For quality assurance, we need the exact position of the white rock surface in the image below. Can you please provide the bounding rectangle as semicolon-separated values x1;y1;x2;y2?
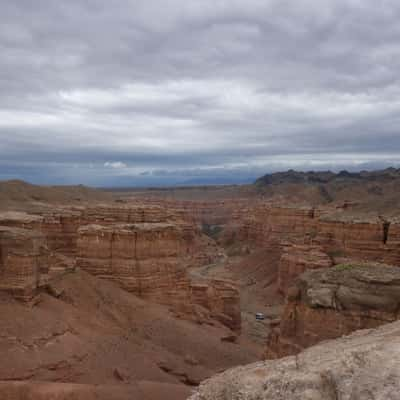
189;320;400;400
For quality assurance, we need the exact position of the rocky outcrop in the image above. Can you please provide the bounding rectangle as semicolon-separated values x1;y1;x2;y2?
316;216;386;261
241;205;317;248
4;203;399;272
235;205;400;265
81;204;186;224
190;319;400;400
0;204;220;268
0;204;234;327
277;244;333;295
77;223;241;331
0;210;81;257
266;263;400;358
190;279;241;332
385;221;400;265
77;223;192;306
0;226;49;301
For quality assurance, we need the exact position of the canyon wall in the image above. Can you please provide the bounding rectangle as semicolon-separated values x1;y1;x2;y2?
120;200;400;267
0;226;49;301
0;204;219;262
277;244;333;296
246;206;317;248
1;200;399;336
76;223;241;331
0;211;81;257
0;205;237;329
231;203;400;266
266;263;400;358
189;279;241;332
76;223;192;305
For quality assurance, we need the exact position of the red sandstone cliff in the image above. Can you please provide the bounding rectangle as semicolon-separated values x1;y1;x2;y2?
0;226;50;301
266;263;400;358
76;223;241;331
277;244;333;295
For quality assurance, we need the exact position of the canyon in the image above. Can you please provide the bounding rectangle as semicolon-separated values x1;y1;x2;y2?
1;170;400;399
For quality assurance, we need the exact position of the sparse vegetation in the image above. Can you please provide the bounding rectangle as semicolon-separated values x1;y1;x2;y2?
327;250;346;259
334;263;358;271
201;223;223;239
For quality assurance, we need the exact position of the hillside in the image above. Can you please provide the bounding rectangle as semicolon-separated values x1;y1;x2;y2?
254;168;400;214
0;270;260;400
0;180;112;209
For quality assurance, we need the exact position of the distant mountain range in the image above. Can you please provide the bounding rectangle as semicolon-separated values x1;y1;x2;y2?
255;168;400;186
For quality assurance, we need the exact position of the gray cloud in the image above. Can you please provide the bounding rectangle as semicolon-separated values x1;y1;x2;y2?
1;0;400;186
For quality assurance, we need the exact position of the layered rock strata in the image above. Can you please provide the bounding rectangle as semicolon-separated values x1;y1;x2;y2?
77;223;241;331
266;263;400;358
77;223;191;306
237;204;400;265
243;205;317;248
0;226;49;301
190;279;241;332
277;244;333;295
0;210;81;257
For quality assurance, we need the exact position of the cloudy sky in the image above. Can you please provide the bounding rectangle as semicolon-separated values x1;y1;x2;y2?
1;0;400;186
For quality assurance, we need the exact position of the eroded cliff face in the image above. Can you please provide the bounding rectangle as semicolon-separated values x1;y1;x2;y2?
190;319;400;400
0;226;49;301
0;204;212;256
232;203;400;266
112;200;400;268
237;205;316;249
266;263;400;358
277;244;333;296
77;223;192;304
0;205;239;332
189;279;241;332
0;210;82;259
0;203;221;268
76;223;241;331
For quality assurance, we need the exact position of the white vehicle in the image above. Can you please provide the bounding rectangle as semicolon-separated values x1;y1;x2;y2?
255;312;265;320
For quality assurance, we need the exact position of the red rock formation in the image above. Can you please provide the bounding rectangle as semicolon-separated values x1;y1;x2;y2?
0;210;81;257
241;205;317;248
227;204;400;265
190;279;241;332
77;223;192;306
266;263;400;358
0;204;219;263
0;270;259;400
277;244;333;296
316;217;385;260
0;226;49;301
77;223;241;331
385;221;400;265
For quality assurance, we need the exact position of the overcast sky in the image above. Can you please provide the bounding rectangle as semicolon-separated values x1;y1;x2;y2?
1;0;400;186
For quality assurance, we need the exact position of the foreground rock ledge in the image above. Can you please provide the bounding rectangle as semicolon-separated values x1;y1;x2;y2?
267;263;400;358
190;320;400;400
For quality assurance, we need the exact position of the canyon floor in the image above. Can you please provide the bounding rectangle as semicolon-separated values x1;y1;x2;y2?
1;169;400;399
